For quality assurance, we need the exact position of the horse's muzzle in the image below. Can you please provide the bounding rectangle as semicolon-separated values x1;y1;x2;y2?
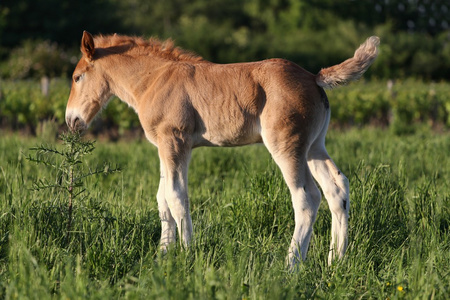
66;112;87;133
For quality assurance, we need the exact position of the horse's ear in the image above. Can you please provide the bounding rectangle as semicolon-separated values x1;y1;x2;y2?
81;31;95;60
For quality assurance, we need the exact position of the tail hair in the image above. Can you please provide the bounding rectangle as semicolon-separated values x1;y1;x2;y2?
316;36;380;89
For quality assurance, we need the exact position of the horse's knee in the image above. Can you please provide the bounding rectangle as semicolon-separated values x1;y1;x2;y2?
164;188;193;244
157;187;165;206
165;189;189;218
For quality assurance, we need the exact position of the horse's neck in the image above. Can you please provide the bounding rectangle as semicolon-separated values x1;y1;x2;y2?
105;55;171;111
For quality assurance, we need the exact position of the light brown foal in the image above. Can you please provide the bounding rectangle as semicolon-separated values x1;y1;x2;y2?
66;31;379;267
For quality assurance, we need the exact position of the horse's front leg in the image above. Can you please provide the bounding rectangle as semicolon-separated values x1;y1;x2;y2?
157;137;193;248
157;168;177;251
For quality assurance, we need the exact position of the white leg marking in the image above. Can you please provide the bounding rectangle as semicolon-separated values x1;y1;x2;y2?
265;148;321;268
156;168;176;250
164;175;193;247
285;168;322;268
308;147;349;265
158;148;193;248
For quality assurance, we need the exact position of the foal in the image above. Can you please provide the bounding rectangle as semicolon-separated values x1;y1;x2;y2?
66;31;379;266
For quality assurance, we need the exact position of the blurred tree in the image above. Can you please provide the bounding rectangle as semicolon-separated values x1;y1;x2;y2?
0;0;449;79
327;0;449;35
0;40;73;79
0;0;125;49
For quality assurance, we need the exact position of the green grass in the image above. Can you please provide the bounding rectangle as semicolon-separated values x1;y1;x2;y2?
1;127;449;299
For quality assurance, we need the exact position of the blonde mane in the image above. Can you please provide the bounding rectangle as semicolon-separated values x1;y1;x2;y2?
93;34;204;62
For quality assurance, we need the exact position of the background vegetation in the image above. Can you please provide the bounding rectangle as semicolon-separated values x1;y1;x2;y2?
1;0;450;80
1;79;449;137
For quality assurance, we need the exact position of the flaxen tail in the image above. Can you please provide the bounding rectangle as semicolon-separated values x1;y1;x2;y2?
316;36;380;89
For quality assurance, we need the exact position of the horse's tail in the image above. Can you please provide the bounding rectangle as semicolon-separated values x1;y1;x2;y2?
315;36;380;89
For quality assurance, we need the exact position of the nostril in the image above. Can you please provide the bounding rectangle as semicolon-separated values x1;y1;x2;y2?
66;115;80;132
66;111;86;132
70;117;81;132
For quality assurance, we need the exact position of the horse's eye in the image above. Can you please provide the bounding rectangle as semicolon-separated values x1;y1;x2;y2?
74;74;83;83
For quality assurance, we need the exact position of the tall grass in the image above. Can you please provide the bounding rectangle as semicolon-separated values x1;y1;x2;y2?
0;127;449;299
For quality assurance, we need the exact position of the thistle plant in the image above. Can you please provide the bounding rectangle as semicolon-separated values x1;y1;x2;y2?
27;131;121;242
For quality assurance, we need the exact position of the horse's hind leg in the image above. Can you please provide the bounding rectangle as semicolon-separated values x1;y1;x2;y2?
263;135;322;267
307;138;349;265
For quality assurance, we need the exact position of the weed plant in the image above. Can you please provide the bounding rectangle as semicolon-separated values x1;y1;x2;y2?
26;132;121;243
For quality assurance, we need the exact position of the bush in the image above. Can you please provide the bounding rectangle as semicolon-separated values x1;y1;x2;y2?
0;79;449;136
0;40;75;79
327;79;450;132
0;79;70;133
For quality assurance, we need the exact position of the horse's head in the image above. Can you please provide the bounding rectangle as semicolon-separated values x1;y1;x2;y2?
65;31;112;132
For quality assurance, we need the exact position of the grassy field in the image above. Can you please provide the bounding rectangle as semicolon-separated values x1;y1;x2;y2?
0;127;449;299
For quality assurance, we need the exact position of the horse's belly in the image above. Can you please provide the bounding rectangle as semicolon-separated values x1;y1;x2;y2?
198;131;262;147
193;116;262;147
